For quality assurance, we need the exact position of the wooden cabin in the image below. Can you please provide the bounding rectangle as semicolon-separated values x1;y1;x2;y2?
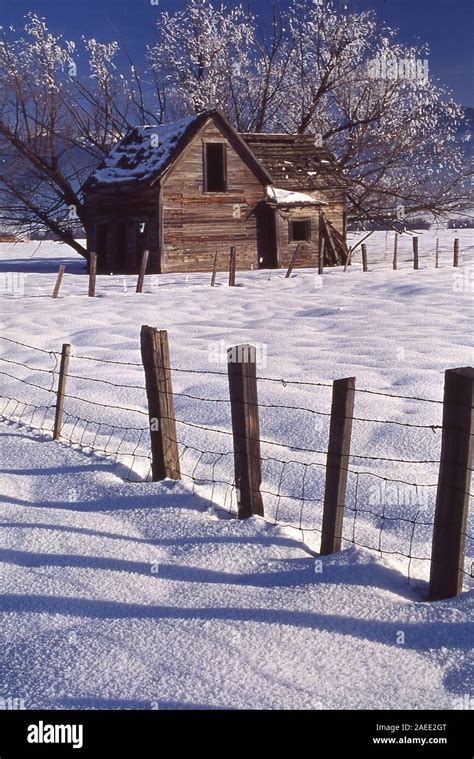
83;110;347;274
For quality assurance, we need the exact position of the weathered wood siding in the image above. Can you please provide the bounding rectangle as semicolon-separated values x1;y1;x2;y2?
161;121;266;273
85;188;159;273
274;190;346;269
84;116;347;274
275;208;321;269
310;189;346;237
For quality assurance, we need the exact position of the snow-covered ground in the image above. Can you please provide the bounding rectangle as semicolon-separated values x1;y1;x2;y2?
1;425;472;710
0;229;473;709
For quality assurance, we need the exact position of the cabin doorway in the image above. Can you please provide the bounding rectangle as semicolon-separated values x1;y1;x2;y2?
256;202;278;269
136;220;148;273
94;219;150;274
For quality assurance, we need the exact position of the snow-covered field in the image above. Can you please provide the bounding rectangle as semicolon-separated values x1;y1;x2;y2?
0;229;473;709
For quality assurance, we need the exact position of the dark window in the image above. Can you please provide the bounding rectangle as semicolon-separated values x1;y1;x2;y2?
204;143;227;192
289;219;311;242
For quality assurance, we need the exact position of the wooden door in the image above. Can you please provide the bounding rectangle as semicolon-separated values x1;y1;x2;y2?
256;202;278;269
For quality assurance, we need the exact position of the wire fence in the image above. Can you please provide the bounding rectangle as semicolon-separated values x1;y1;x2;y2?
347;234;470;273
1;235;472;302
0;333;472;593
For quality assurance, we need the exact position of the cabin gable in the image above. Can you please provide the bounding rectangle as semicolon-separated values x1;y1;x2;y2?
160;118;269;273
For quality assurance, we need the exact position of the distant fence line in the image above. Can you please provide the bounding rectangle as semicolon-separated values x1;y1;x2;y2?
0;332;472;602
1;236;470;299
347;235;466;271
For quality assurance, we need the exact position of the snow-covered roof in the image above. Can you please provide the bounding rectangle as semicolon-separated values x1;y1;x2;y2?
266;186;327;206
84;111;274;192
84;110;343;195
86;115;198;188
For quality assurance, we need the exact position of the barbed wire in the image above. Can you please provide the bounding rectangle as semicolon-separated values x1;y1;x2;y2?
157;389;444;430
71;352;459;406
0;369;56;394
0;335;60;356
173;415;442;465
0;356;58;374
0;336;472;588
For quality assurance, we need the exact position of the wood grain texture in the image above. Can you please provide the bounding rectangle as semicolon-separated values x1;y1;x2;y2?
84;114;348;274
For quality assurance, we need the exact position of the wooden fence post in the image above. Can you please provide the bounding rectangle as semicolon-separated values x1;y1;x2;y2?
285;243;302;278
88;252;97;297
53;343;71;440
435;238;440;268
136;249;149;293
361;244;368;272
429;367;474;601
392;235;398;270
413;237;419;270
320;376;356;555
227;344;264;519
210;252;218;287
52;265;65;298
140;326;181;481
453;238;460;268
318;237;325;276
343;241;352;272
229;246;237;287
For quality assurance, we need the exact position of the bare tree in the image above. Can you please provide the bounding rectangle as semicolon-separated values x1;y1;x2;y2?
0;14;152;254
0;5;471;256
149;0;472;226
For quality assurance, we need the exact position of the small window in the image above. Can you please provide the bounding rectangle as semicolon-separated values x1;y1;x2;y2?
289;219;311;242
204;142;227;192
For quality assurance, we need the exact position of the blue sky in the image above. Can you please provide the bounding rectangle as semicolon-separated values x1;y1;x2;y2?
2;0;473;105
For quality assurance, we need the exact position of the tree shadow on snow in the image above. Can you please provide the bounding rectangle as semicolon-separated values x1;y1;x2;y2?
0;257;85;274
